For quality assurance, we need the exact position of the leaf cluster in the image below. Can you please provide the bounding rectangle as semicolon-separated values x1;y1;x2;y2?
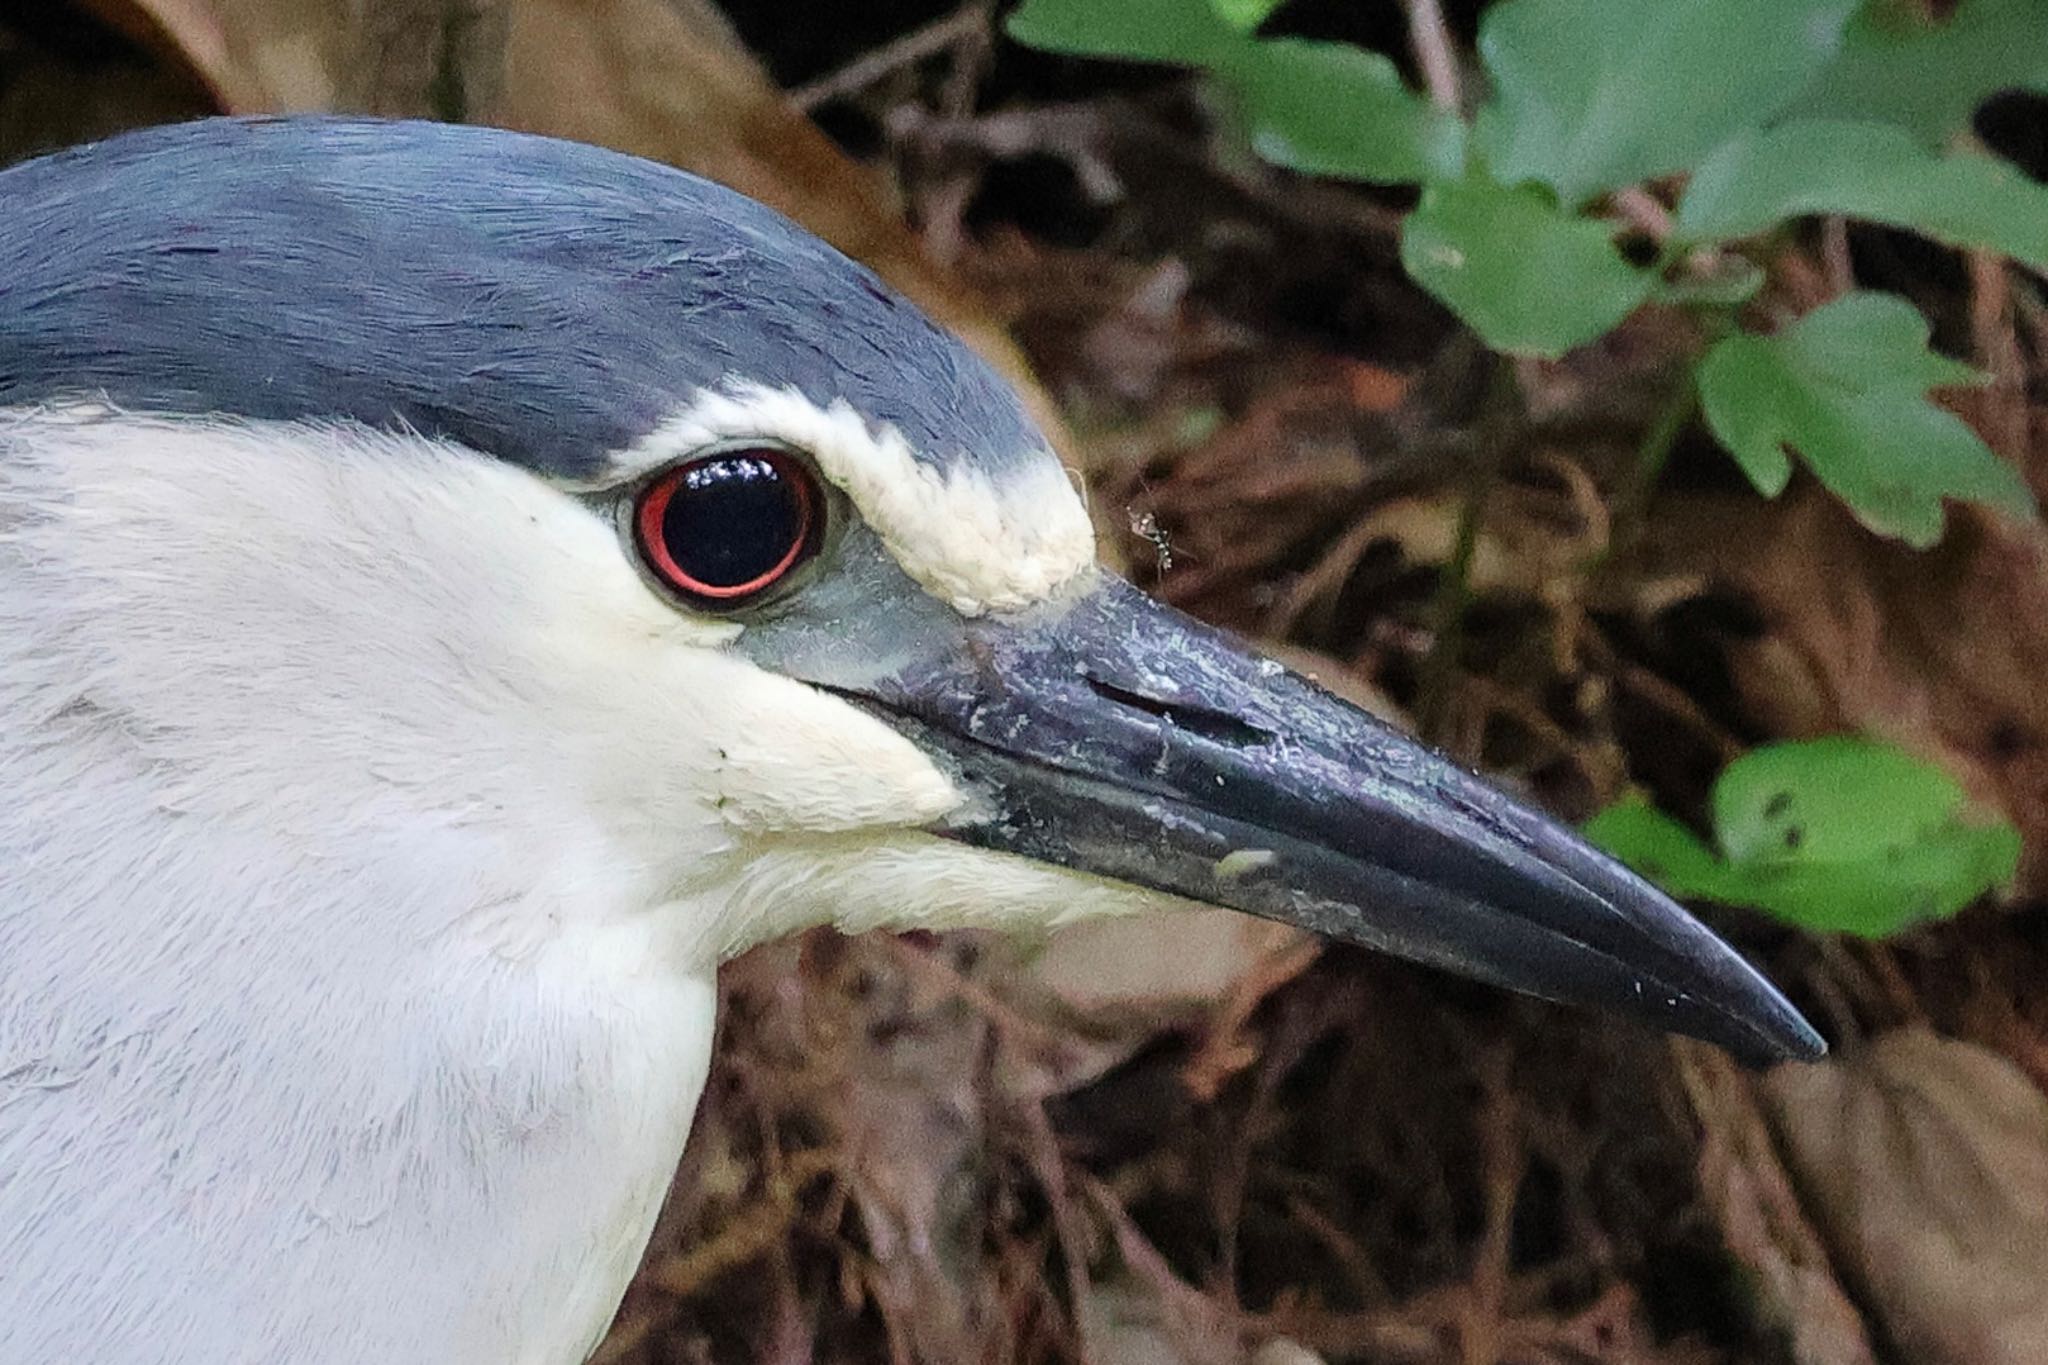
1008;0;2047;545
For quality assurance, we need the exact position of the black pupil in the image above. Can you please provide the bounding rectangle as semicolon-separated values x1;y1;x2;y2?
662;455;804;590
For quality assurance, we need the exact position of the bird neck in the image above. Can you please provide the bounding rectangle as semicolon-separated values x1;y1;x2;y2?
0;730;719;1362
0;413;727;1361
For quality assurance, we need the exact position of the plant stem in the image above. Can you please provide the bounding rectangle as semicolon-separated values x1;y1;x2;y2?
1417;360;1521;742
1604;363;1700;562
1404;0;1462;112
1601;300;1744;568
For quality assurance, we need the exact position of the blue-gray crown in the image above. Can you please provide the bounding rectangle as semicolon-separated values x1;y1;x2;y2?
0;116;1042;480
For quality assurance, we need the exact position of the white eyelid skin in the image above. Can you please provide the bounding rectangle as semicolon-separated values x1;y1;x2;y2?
611;383;1097;616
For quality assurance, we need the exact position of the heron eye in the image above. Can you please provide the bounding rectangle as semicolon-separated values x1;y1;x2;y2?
633;448;824;608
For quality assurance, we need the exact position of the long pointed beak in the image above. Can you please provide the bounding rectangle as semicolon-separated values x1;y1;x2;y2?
836;575;1822;1066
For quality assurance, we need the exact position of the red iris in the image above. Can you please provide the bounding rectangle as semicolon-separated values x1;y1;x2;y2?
633;448;822;608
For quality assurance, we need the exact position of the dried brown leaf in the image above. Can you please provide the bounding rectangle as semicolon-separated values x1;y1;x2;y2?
1767;1028;2048;1365
1027;909;1309;1018
1673;1041;1879;1365
89;0;509;114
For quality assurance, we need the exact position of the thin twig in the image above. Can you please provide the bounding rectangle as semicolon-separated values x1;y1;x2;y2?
937;1;995;117
1820;216;1855;297
875;934;1079;1061
789;4;991;111
1080;1176;1248;1363
1417;360;1522;741
1404;0;1463;112
1610;187;1673;242
636;1150;838;1300
1460;1048;1522;1364
1967;249;2030;466
1283;1195;1392;1305
1014;1100;1099;1365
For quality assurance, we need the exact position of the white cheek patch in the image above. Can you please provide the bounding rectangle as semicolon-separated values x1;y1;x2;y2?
0;405;973;896
704;669;963;835
614;383;1096;616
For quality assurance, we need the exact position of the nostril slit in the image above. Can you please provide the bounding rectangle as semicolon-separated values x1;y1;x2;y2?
1085;675;1272;749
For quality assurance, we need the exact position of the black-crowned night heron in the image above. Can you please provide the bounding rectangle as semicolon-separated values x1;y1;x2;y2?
0;116;1821;1364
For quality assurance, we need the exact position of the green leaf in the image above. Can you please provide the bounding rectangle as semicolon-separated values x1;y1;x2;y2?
1007;3;1456;185
1400;174;1653;357
1586;738;2021;937
1209;0;1285;32
1217;40;1464;183
1714;736;1969;865
1711;737;2021;935
1004;0;1239;65
1584;796;1741;901
1793;0;2048;145
1678;120;2048;272
1697;292;2034;545
1472;0;1857;204
1699;827;2016;936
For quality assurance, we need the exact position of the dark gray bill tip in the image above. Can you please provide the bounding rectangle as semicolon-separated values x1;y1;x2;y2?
1672;975;1827;1066
1435;790;1828;1067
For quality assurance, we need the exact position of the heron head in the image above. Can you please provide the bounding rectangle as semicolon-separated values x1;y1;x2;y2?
0;116;1821;1065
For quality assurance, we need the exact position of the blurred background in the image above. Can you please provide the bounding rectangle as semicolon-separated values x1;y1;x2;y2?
5;2;2047;1361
